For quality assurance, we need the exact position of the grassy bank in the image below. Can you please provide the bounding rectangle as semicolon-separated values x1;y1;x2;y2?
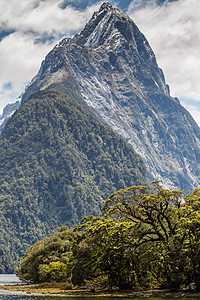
1;282;200;298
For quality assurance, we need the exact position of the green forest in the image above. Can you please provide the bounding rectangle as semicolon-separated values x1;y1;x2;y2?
17;182;200;291
0;90;145;273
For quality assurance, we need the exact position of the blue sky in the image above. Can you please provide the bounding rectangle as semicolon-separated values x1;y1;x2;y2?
0;0;200;125
56;0;178;11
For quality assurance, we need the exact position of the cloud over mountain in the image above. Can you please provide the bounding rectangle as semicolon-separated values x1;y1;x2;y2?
0;0;200;126
0;0;104;113
128;0;200;124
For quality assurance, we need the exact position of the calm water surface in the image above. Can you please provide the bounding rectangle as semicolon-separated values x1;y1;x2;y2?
0;275;197;300
0;275;22;285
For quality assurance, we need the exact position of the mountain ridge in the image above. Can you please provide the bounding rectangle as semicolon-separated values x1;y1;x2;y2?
14;2;200;193
2;2;200;192
0;1;200;272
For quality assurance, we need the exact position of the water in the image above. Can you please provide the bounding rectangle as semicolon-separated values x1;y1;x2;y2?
0;275;141;299
0;275;22;286
0;275;197;300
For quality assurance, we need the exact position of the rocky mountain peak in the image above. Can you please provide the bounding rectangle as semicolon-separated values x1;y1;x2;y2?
63;1;137;50
3;3;200;194
99;2;113;12
1;1;200;274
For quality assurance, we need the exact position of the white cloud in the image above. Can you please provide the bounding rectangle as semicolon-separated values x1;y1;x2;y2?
127;0;200;102
0;0;103;36
0;0;200;129
0;31;52;110
0;32;49;82
128;0;157;11
0;0;104;114
182;101;200;127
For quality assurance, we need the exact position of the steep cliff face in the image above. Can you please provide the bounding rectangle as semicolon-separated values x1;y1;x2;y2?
9;2;200;192
0;99;21;132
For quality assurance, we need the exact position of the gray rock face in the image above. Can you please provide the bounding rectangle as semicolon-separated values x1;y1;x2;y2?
9;2;200;193
0;99;21;132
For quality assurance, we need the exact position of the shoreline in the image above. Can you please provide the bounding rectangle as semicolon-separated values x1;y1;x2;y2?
1;284;200;298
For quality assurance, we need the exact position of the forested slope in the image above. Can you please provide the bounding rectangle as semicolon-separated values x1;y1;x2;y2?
0;90;145;272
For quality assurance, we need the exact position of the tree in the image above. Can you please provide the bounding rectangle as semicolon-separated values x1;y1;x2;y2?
17;227;78;283
181;188;200;288
17;183;200;290
73;216;138;289
103;182;189;288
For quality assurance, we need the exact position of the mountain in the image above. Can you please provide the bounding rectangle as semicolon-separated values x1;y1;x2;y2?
0;99;20;132
1;1;200;272
12;2;200;193
0;90;145;273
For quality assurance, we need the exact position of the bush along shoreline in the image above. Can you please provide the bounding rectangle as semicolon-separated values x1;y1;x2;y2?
16;182;200;292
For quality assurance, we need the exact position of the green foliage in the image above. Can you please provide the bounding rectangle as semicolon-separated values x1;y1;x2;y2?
101;183;200;289
73;217;138;289
16;227;78;283
0;90;145;272
18;183;200;290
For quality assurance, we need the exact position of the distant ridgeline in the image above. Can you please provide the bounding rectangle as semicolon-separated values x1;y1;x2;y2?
0;90;145;273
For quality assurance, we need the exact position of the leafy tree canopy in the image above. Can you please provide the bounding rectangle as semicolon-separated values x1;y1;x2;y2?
17;183;200;290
